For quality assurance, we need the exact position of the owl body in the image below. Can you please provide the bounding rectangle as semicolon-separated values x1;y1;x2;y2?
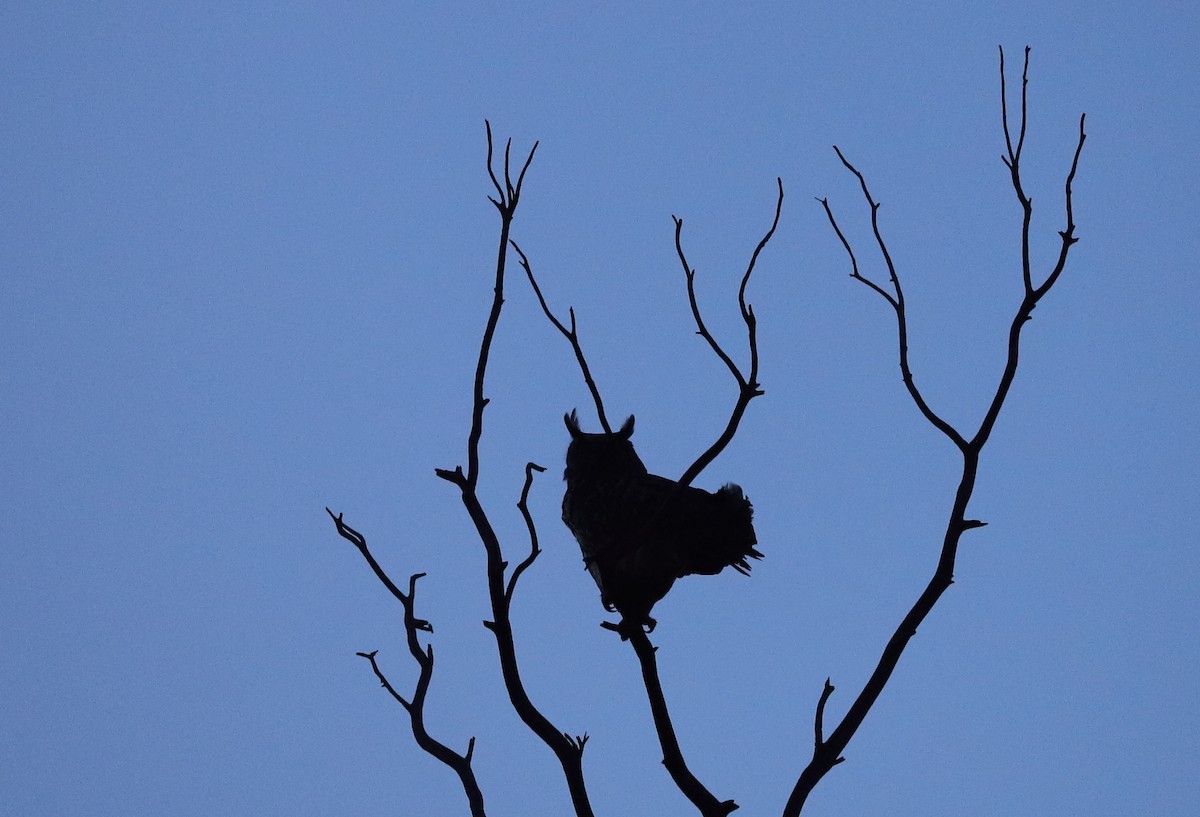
561;411;761;628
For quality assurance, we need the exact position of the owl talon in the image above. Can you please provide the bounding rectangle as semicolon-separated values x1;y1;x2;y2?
603;616;655;640
600;616;655;640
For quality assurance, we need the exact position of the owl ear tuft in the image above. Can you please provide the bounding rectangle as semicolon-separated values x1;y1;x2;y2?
618;415;635;439
564;409;582;438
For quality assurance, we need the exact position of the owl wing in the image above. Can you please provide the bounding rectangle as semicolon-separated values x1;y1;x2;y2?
633;474;761;579
562;476;633;564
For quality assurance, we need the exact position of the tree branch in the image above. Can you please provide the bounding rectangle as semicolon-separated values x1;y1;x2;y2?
1000;46;1035;296
627;628;739;817
513;240;612;433
787;47;1086;816
738;177;784;393
507;462;547;603
975;51;1086;451
820;154;968;451
811;678;839;758
439;123;596;817
325;510;486;817
454;121;540;492
1032;112;1086;302
674;178;782;489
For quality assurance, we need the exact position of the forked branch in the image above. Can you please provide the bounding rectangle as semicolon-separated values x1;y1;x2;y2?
787;46;1086;815
450;121;539;492
818;160;967;451
976;46;1086;451
325;510;486;817
674;178;783;489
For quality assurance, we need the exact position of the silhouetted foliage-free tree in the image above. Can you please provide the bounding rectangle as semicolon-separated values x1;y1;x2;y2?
326;46;1086;816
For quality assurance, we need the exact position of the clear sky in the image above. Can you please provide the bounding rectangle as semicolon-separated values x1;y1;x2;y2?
3;3;1197;816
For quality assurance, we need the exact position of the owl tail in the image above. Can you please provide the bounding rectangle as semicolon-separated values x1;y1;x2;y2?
684;483;762;577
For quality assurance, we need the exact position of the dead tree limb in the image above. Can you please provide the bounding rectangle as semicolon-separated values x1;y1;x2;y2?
786;46;1086;815
513;242;612;433
674;177;782;489
627;627;740;817
507;461;548;604
434;123;596;817
324;510;486;817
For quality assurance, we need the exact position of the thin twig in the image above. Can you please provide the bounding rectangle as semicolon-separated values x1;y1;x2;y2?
738;177;783;406
812;678;838;756
673;216;748;391
1000;45;1035;294
507;462;547;603
513;240;612;432
1017;46;1029;160
1033;112;1086;301
816;197;896;307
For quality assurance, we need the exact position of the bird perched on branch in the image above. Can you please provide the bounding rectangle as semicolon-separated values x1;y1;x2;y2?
561;410;761;631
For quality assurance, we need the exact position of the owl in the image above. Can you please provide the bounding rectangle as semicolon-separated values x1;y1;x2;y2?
561;410;761;630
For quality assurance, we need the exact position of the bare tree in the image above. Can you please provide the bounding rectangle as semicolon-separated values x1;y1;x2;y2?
325;46;1086;816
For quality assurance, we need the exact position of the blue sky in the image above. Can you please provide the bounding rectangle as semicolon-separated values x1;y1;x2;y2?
3;3;1197;816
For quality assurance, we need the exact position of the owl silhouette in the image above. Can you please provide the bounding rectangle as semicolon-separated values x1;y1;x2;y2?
561;410;761;630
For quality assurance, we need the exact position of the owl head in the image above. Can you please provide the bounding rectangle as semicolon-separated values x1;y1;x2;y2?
563;410;645;480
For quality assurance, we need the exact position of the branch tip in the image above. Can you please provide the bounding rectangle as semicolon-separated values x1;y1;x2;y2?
435;465;467;486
